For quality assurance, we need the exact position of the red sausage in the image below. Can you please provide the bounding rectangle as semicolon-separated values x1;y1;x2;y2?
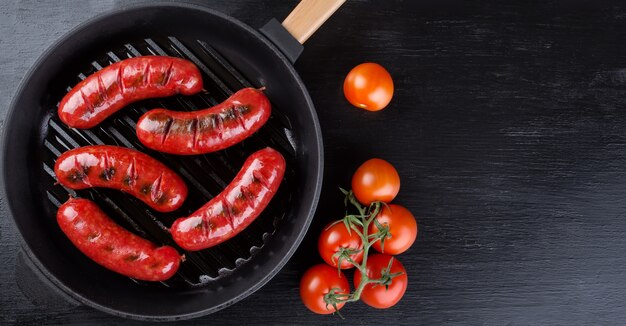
57;198;181;281
171;147;285;251
136;88;271;155
59;56;203;129
54;145;188;213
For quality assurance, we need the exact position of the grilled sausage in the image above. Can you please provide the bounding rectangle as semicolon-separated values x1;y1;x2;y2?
58;56;203;129
57;198;181;281
171;147;285;251
54;145;187;212
136;88;271;155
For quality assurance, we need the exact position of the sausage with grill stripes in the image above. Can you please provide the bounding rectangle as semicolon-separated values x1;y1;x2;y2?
58;56;203;129
57;198;181;281
136;87;271;155
171;147;285;251
54;145;188;212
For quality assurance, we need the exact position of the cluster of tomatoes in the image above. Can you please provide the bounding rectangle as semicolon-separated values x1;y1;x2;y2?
300;158;418;315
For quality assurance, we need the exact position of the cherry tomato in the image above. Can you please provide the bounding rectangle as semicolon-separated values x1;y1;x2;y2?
369;204;418;255
343;62;394;111
300;264;350;314
352;158;400;205
318;222;364;269
354;254;407;309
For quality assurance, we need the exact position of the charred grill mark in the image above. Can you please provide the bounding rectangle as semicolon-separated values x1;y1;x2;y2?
92;94;103;108
162;105;251;139
202;114;218;134
103;245;114;252
96;75;107;106
123;157;137;186
163;60;174;86
104;151;110;170
237;105;250;114
221;199;236;231
87;232;100;241
224;107;236;120
125;254;140;262
195;212;213;232
141;184;152;195
194;219;206;230
191;118;199;149
239;185;257;208
161;117;173;144
100;167;115;181
150;172;164;204
142;61;151;87
99;151;114;181
68;156;87;183
215;114;224;140
252;170;271;189
233;105;249;131
156;194;168;205
196;116;212;133
116;65;124;95
131;157;137;182
79;89;94;114
67;170;86;183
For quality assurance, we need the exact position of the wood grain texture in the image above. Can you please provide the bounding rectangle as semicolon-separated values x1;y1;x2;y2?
282;0;346;43
2;0;626;324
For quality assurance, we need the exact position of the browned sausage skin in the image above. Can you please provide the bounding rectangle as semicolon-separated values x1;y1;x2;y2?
136;88;271;155
58;56;203;129
54;145;188;212
171;147;285;250
57;198;181;281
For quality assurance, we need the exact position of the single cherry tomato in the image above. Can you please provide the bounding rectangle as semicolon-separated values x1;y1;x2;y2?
369;204;418;255
354;254;407;309
343;62;394;111
318;221;364;269
352;158;400;205
300;264;350;314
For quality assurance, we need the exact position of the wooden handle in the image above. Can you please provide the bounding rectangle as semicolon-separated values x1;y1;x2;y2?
282;0;346;44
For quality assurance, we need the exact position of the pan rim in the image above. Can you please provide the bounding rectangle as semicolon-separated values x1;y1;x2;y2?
1;1;324;321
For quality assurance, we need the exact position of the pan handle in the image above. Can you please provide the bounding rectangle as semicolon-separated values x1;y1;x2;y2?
259;0;346;63
282;0;346;44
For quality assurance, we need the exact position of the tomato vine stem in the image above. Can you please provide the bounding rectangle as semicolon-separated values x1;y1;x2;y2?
326;190;404;306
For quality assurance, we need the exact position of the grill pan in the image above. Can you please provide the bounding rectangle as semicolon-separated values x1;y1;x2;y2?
1;1;344;320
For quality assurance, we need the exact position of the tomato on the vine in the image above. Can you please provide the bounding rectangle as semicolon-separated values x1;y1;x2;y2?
300;264;350;314
369;204;417;255
352;158;400;205
318;221;364;269
343;62;394;111
353;254;407;309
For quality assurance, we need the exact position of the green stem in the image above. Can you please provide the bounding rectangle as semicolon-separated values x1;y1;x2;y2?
324;192;397;309
333;199;383;303
347;237;372;302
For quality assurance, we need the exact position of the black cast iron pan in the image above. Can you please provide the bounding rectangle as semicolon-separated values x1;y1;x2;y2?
1;0;345;321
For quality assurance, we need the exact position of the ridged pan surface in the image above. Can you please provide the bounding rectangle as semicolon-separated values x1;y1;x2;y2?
42;36;297;289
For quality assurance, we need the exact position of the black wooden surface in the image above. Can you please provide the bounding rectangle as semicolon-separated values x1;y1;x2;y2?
2;0;626;324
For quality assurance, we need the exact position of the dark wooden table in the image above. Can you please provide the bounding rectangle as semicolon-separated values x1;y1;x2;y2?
3;0;626;324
